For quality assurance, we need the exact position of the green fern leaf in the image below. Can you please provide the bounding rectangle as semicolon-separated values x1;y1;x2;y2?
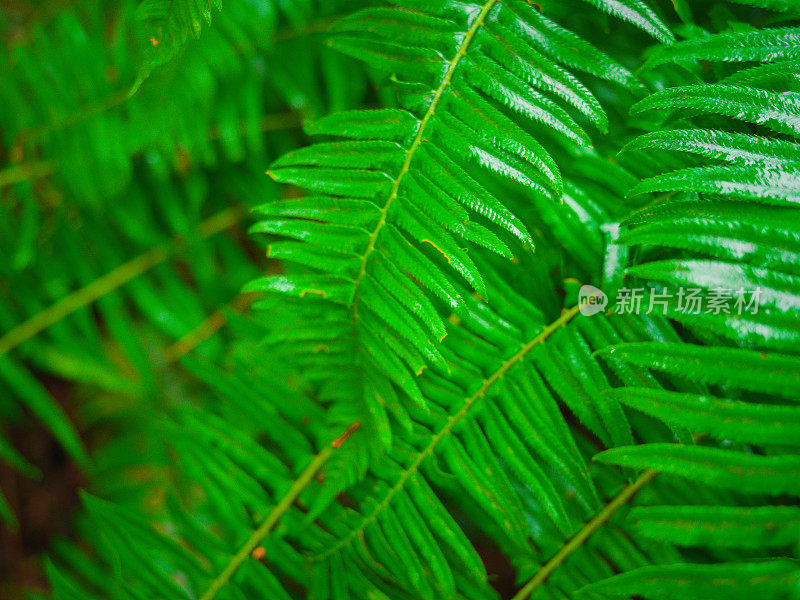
631;84;800;138
598;342;800;398
644;27;800;69
722;58;800;88
629;505;800;548
622;129;800;165
0;356;88;468
619;203;800;272
596;444;800;494
629;164;800;205
579;0;674;43
578;561;800;600
134;0;222;84
608;387;800;444
251;0;651;495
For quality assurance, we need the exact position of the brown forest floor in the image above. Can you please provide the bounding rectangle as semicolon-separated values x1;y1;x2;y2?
0;377;83;600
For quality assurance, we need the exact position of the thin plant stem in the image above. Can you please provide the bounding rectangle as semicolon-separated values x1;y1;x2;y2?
0;206;244;358
510;469;659;600
198;422;361;600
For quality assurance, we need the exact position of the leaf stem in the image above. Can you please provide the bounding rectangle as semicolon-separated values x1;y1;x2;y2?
0;161;53;189
349;0;500;303
316;303;584;560
198;422;360;600
163;291;260;363
510;469;658;600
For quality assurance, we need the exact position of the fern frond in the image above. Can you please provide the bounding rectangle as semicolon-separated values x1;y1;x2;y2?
42;354;343;600
598;444;800;495
620;22;800;355
296;281;704;599
133;0;222;86
579;561;800;600
251;0;661;496
0;0;344;204
609;387;800;444
644;27;800;68
628;505;800;548
619;200;800;276
576;0;673;43
631;84;800;138
622;129;800;165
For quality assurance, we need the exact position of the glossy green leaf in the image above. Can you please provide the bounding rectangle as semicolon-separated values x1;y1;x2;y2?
629;164;800;205
630;505;800;548
597;444;800;494
644;27;800;69
305;109;419;141
609;387;800;444
623;129;800;165
579;560;800;600
631;85;800;138
598;342;800;398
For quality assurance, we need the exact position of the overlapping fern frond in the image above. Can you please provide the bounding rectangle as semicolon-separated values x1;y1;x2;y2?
248;0;672;500
245;2;800;597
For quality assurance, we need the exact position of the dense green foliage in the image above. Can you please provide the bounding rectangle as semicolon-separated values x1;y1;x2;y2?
1;0;799;599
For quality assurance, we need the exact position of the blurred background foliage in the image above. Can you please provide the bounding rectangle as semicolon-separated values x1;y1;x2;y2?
0;0;369;594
